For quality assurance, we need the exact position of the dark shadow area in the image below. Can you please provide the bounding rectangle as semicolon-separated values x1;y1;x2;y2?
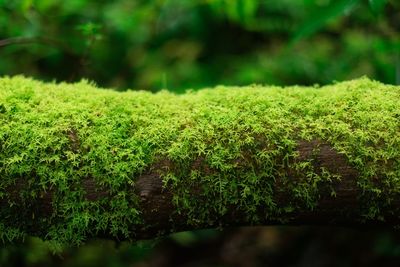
2;226;400;267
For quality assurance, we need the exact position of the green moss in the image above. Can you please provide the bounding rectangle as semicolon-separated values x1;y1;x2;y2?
0;76;399;245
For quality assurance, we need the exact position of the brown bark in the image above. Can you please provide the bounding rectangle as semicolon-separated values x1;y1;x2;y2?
2;139;397;242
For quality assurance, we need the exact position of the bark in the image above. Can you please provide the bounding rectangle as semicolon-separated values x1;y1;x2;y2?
0;76;399;244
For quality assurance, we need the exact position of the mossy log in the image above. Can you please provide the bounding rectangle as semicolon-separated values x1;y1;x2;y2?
0;76;399;245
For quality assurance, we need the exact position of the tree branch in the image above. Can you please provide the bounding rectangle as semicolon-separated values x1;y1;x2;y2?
0;76;399;245
0;36;76;55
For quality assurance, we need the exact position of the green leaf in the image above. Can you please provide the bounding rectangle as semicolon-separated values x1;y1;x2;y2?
292;0;361;42
368;0;388;15
21;0;33;13
76;22;102;36
209;0;259;24
234;0;258;24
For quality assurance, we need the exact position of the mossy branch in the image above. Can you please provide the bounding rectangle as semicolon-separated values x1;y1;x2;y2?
0;76;399;245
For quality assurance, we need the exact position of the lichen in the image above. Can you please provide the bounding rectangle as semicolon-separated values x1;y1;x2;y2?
0;76;399;245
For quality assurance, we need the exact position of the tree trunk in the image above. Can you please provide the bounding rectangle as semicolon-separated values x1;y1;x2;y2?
0;76;399;245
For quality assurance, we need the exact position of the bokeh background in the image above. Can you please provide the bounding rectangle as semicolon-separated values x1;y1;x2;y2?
1;0;400;266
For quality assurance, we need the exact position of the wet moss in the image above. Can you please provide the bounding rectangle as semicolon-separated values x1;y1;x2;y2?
0;76;399;245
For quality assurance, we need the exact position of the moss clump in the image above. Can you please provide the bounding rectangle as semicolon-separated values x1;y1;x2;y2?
0;76;399;245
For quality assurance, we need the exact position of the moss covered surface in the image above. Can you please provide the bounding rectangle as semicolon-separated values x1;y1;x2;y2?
0;76;399;245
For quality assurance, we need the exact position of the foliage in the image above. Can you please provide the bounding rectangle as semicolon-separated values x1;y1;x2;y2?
0;0;399;92
0;76;399;246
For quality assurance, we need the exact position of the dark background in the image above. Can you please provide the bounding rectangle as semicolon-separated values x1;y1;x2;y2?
1;0;400;266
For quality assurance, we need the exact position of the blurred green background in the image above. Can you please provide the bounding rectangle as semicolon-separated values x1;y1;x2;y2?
1;0;400;266
1;0;399;92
